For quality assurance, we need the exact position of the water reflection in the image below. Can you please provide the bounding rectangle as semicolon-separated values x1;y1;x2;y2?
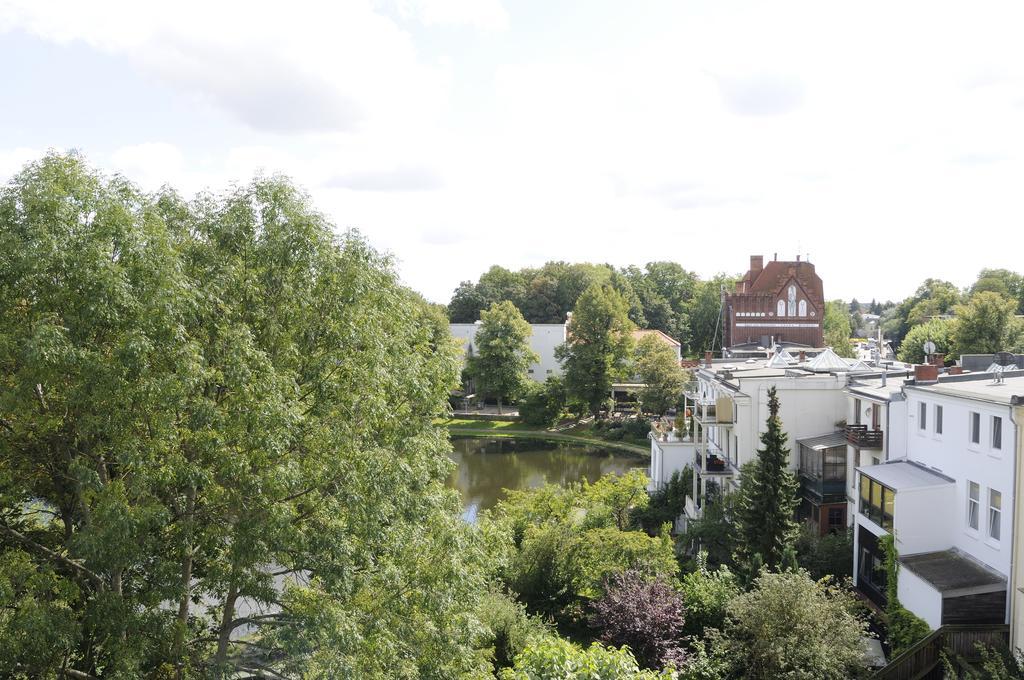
447;437;644;522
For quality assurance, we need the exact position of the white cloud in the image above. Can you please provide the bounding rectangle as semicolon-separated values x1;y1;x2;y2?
0;0;458;133
385;0;509;30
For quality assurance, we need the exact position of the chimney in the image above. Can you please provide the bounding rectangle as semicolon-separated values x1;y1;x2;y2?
749;255;764;276
948;366;964;375
704;351;713;368
773;252;778;261
796;254;801;262
914;364;939;383
798;350;806;362
881;371;887;387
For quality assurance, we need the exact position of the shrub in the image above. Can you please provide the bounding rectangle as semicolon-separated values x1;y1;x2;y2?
476;591;550;672
634;468;691;534
518;377;566;427
591;569;688;671
678;551;740;638
794;525;853;580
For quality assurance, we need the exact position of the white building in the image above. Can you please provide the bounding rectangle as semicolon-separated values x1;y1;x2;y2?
853;368;1024;630
674;349;861;527
449;321;566;383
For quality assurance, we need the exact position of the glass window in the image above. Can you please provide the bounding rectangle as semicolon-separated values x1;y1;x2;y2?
970;412;981;444
824;448;846;482
854;399;862;425
919;402;927;430
798;299;807;316
989;489;1002;541
777;299;786;316
968;481;980;530
993;416;1002;450
935;405;943;434
859;473;894;530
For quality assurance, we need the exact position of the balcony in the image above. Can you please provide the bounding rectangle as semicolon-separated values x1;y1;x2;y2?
846;424;883;448
696;452;733;475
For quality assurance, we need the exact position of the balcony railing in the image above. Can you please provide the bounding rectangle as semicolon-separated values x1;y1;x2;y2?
696;453;732;475
846;424;883;448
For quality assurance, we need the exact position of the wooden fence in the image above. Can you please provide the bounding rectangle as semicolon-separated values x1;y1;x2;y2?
872;624;1009;680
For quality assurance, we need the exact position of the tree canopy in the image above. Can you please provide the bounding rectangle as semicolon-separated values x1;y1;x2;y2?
0;153;488;678
557;284;635;417
823;299;855;358
634;334;686;415
468;300;538;413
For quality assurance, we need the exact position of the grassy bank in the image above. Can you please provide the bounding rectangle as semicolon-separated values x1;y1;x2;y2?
439;418;650;456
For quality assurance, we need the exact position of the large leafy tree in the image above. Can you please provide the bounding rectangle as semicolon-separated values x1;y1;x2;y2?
468;300;539;414
734;387;799;571
685;275;735;359
0;153;488;678
591;569;688;671
971;268;1024;314
557;284;635;418
634;335;686;416
897;317;956;364
711;570;871;680
953;291;1018;355
823;300;855;357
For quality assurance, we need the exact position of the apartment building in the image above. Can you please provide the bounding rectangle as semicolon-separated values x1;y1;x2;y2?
678;349;857;526
853;368;1024;630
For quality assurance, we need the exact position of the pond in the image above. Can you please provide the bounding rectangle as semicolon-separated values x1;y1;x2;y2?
447;436;645;522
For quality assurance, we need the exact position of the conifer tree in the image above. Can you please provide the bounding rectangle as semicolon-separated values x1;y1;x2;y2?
735;386;800;571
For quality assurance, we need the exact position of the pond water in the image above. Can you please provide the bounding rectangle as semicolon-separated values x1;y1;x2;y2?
447;436;645;522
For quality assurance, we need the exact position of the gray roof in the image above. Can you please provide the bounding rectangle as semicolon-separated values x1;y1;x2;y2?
847;374;913;401
858;460;954;490
907;371;1024;406
797;431;848;450
900;549;1006;596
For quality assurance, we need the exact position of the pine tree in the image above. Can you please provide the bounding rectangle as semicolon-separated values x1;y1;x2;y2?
735;386;800;571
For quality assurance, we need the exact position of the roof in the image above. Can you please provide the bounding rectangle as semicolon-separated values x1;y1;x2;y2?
900;549;1006;596
857;460;954;490
906;370;1024;406
631;329;680;348
847;373;914;401
735;258;824;307
797;431;848;450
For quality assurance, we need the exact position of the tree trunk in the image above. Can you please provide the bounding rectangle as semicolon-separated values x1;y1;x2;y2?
173;486;196;679
214;582;240;668
497;396;503;415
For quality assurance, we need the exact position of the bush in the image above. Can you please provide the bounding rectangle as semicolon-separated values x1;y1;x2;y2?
518;376;566;427
634;468;691;534
476;591;551;672
500;635;676;679
623;417;653;440
678;551;740;639
591;569;688;671
795;525;853;580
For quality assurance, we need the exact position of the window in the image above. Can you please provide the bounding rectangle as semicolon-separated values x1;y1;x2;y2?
935;405;943;435
777;300;786;316
989;489;1002;541
859;473;895;530
798;299;807;316
827;506;845;532
918;402;927;431
992;416;1002;450
787;285;797;316
970;412;981;445
967;481;980;531
853;399;862;425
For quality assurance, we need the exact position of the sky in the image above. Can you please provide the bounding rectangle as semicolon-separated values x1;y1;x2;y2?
1;0;1023;306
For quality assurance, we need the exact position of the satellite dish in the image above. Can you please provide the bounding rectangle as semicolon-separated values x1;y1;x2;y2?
923;341;937;355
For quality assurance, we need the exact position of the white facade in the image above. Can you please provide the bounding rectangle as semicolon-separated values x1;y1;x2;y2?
449;322;566;383
682;358;852;524
852;371;1024;631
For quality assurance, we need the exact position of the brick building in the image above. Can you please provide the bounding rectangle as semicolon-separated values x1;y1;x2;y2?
723;254;825;349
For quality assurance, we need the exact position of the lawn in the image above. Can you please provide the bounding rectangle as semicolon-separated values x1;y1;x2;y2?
437;417;650;456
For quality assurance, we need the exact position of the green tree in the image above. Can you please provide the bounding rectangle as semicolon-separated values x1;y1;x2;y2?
557;284;635;418
685;275;735;358
896;317;956;364
500;635;677;679
518;376;566;427
468;300;539;414
635;335;687;415
953;291;1018;355
734;387;799;571
971;268;1024;314
824;299;855;357
678;551;741;638
882;278;963;348
0;153;488;678
713;570;871;680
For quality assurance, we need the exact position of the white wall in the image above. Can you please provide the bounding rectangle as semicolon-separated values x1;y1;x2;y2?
904;389;1015;576
649;439;694;489
449;322;566;383
898;566;943;630
894;485;956;557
